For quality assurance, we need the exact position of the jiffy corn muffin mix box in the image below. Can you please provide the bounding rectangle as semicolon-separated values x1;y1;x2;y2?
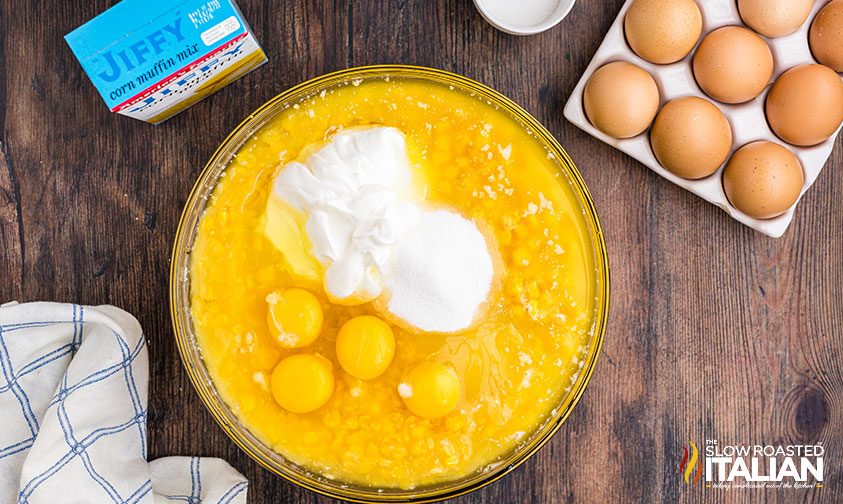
65;0;266;124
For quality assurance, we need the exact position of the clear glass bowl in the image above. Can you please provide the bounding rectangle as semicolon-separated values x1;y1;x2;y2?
170;65;610;503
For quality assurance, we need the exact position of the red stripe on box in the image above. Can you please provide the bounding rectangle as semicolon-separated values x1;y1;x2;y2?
113;31;249;112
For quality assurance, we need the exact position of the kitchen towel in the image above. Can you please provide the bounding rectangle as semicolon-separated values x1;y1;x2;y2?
0;302;247;504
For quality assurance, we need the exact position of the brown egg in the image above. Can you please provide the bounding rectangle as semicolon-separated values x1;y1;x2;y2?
738;0;814;38
624;0;703;64
583;61;660;139
650;97;733;179
766;64;843;146
693;26;774;104
723;141;804;219
810;0;843;72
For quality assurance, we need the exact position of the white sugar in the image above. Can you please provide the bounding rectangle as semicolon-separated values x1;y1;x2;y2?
478;0;561;29
385;210;493;333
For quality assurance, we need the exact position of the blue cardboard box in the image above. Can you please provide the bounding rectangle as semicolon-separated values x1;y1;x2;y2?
66;0;267;123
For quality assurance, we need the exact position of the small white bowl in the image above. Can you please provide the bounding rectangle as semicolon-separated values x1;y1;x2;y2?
473;0;577;35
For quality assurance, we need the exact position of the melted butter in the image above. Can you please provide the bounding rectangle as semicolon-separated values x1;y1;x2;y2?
190;77;597;489
262;196;322;282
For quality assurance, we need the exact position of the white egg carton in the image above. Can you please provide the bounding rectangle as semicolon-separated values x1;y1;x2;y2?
563;0;843;238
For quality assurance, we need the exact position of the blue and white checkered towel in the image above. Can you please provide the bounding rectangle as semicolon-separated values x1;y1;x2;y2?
0;302;248;504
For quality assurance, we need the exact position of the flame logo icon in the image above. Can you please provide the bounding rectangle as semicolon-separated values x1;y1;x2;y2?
679;441;703;485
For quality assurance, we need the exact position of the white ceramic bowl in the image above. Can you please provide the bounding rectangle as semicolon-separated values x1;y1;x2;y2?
473;0;577;35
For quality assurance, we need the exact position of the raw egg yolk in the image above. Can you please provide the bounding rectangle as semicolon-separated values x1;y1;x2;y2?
398;362;461;419
335;315;396;380
270;353;334;413
266;288;323;349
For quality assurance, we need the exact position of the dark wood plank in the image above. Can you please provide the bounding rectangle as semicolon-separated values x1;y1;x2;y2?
1;0;841;502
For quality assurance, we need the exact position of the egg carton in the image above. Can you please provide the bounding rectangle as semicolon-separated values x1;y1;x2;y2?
563;0;843;238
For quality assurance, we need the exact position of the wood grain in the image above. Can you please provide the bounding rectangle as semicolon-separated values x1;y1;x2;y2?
1;0;841;502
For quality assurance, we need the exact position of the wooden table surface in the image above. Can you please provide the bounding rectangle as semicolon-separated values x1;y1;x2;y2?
1;0;841;502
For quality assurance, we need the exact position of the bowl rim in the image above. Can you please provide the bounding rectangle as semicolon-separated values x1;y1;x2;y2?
169;64;610;503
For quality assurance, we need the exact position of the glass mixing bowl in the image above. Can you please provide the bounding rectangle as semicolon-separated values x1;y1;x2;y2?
170;65;610;503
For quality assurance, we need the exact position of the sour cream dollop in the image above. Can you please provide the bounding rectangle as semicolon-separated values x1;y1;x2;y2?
272;127;419;303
